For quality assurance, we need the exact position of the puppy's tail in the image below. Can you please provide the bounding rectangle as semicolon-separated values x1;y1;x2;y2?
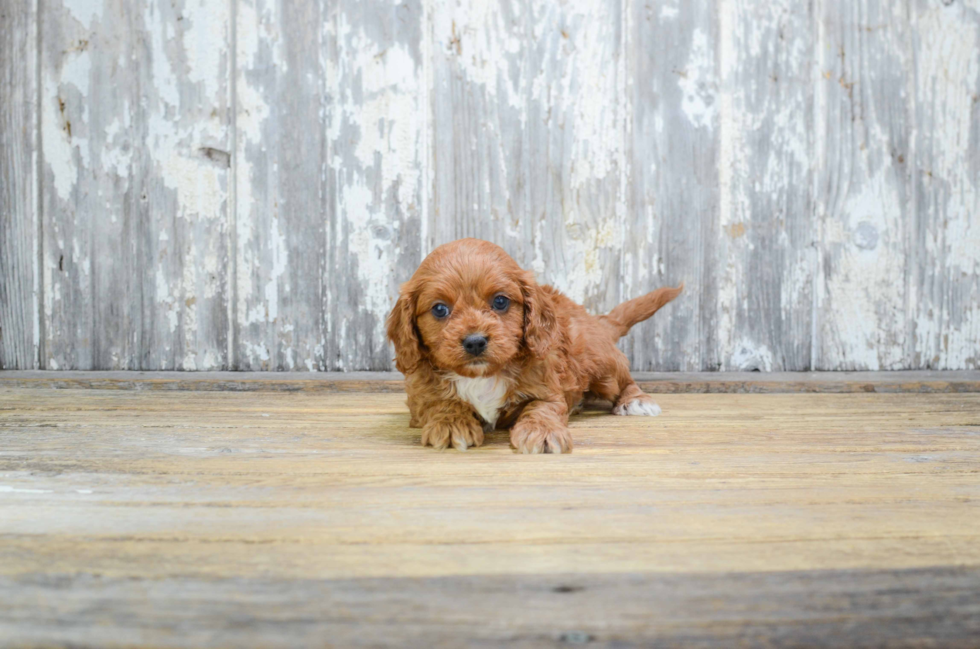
599;283;684;339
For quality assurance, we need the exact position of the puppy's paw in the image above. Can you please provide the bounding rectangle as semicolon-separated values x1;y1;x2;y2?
510;421;573;454
613;395;662;417
422;417;485;451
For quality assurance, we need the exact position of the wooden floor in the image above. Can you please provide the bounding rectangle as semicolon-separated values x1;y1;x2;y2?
2;382;980;646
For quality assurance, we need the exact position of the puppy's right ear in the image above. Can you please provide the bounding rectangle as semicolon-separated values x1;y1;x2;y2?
386;284;423;374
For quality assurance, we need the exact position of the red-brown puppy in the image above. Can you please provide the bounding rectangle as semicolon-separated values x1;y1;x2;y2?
386;239;682;454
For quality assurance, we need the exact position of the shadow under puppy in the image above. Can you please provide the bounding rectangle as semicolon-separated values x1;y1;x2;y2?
386;239;682;454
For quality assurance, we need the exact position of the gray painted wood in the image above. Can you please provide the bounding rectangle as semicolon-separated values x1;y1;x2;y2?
704;0;815;372
525;0;626;316
909;0;980;370
39;0;230;370
623;0;715;371
329;0;425;371
3;568;979;647
0;0;38;369
1;0;978;371
234;0;331;370
40;0;142;370
428;0;529;258
813;0;913;370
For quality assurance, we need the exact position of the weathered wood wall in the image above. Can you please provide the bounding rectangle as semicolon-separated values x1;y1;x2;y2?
1;0;978;371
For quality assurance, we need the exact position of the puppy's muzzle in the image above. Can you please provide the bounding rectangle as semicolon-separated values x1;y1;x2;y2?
462;334;488;357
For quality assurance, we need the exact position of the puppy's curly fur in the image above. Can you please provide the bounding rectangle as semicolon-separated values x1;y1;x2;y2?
386;239;682;454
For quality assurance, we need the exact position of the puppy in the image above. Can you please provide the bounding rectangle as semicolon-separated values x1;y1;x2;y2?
386;239;682;454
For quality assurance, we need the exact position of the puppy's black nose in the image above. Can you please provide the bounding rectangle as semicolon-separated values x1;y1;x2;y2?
462;334;488;357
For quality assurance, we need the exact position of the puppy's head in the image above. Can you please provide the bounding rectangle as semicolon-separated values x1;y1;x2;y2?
386;239;557;377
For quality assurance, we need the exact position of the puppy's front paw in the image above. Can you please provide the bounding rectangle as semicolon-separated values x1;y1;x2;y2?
613;395;662;416
422;416;485;451
510;421;573;454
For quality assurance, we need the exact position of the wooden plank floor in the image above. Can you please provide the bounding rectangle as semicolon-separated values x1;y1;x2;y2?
1;386;979;647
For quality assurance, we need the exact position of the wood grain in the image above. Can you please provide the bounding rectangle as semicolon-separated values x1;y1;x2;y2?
1;387;979;645
3;568;980;647
0;0;38;369
235;0;331;371
39;0;231;370
909;0;980;370
813;0;912;370
2;369;980;393
706;0;815;371
427;0;528;255
624;0;714;371
525;0;626;316
2;0;979;371
40;0;140;370
330;0;425;371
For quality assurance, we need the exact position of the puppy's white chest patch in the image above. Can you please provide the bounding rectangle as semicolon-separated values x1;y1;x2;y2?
449;374;510;427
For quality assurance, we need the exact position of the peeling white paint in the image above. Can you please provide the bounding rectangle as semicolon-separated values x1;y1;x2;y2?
912;2;980;368
62;0;102;26
181;0;226;101
678;28;715;129
42;78;77;202
730;340;774;372
821;161;907;370
12;0;978;373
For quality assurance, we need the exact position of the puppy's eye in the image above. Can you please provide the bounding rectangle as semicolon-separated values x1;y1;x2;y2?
431;303;450;319
492;295;510;312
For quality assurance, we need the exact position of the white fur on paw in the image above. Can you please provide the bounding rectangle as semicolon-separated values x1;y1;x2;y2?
613;399;662;417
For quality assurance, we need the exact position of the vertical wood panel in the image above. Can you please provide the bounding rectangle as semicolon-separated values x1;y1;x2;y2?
140;0;232;369
625;0;716;371
909;0;980;370
0;0;39;369
427;0;529;258
813;0;912;370
41;0;141;369
704;0;815;371
330;0;425;370
234;0;329;370
40;0;231;370
525;0;626;314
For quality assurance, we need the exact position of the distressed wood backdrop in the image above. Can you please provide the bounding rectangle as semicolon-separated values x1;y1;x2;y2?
1;0;978;372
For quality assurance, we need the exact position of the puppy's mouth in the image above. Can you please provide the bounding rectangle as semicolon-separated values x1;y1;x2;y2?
461;359;491;375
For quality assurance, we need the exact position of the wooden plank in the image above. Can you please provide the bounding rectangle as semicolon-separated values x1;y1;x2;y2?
2;370;980;393
427;0;529;258
812;0;913;370
1;389;979;645
624;0;715;371
0;0;38;369
40;0;231;370
524;0;626;315
1;390;979;580
138;0;232;370
234;0;330;370
909;0;980;370
328;0;425;370
704;0;814;371
2;567;978;647
40;0;140;369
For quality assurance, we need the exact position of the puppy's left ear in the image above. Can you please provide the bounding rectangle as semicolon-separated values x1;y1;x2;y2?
520;271;559;359
386;283;424;374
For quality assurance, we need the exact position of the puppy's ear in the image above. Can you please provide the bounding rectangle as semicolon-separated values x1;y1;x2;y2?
520;271;559;359
386;283;424;374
